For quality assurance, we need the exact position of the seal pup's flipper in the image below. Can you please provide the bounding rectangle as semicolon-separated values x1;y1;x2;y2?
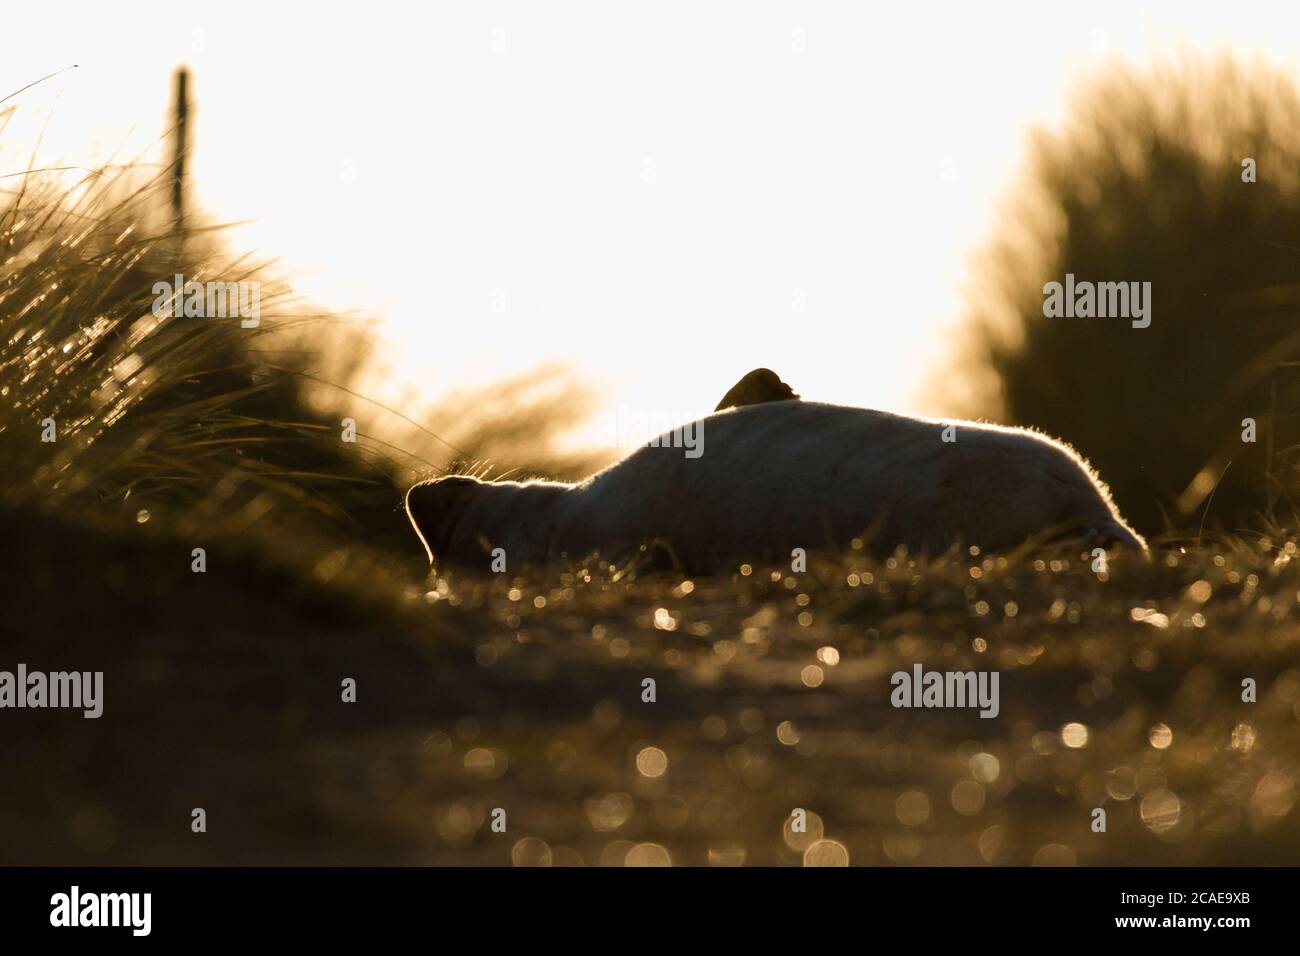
715;368;800;411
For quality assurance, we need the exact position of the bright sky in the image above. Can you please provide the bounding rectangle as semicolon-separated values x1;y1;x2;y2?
5;1;1300;432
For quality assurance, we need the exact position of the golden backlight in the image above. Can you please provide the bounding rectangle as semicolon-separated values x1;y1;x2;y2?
4;1;1299;444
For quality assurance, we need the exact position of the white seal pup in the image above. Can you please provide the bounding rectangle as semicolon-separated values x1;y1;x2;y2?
406;372;1145;573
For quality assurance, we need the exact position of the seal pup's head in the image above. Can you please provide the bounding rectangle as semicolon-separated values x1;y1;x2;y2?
406;475;568;569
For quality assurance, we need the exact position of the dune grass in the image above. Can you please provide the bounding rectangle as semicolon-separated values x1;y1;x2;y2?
953;55;1300;537
0;158;417;545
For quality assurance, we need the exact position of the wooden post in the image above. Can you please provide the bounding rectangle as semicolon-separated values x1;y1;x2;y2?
170;67;190;234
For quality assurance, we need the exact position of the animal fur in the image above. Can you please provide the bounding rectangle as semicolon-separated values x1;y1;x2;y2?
406;395;1146;573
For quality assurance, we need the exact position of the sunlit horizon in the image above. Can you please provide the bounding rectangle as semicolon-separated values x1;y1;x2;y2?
5;1;1300;446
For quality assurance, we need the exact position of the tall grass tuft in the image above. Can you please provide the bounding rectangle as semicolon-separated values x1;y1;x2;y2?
955;56;1300;538
0;152;421;556
1;139;608;579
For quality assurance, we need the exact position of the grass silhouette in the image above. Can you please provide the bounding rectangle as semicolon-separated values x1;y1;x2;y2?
956;55;1300;539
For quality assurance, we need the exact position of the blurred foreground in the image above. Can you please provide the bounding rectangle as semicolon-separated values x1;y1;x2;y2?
4;516;1298;865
